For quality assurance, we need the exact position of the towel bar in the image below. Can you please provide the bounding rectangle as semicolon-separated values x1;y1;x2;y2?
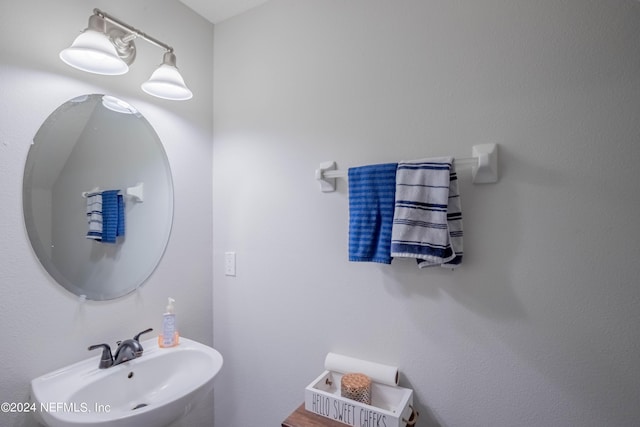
81;182;144;202
315;143;498;192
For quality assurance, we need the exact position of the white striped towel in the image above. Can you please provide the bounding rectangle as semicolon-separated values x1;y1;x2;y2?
86;192;103;241
390;157;464;268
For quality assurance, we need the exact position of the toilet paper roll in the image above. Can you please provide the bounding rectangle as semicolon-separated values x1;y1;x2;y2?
324;352;399;387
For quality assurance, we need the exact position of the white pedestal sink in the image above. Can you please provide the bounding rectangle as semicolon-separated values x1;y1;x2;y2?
31;337;223;427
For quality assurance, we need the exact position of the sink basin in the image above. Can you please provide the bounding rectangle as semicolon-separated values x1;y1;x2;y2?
31;337;223;427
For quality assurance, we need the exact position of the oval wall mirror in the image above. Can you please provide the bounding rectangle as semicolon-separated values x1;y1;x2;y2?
23;94;174;300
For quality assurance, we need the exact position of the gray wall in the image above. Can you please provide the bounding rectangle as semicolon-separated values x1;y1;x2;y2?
212;1;640;426
3;1;640;426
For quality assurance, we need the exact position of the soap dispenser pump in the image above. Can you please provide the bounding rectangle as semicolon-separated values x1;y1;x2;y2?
158;297;179;348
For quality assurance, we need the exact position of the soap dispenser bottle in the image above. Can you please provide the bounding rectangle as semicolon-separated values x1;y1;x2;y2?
158;297;179;348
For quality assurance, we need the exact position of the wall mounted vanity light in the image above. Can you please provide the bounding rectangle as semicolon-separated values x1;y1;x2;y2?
60;9;193;101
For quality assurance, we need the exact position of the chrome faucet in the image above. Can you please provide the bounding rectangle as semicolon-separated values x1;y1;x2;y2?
88;328;153;369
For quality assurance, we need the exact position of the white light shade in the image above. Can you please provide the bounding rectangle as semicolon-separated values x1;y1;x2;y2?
141;52;192;101
60;29;129;75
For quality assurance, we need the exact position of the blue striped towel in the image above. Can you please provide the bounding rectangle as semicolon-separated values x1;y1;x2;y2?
101;190;125;244
117;194;125;237
348;163;398;264
86;192;103;240
390;157;463;268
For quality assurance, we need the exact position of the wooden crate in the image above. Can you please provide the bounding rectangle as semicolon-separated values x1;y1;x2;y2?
305;371;414;427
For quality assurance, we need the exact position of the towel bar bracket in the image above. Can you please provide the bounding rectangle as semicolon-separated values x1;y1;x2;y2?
127;182;144;202
471;143;498;184
316;161;338;192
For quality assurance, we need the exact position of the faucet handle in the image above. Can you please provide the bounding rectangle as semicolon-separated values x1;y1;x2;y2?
134;327;153;342
88;343;114;369
131;328;154;357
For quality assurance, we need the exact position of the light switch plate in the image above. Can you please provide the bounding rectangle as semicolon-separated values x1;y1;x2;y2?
224;252;236;276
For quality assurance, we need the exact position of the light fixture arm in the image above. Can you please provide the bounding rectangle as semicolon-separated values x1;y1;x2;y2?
94;8;174;53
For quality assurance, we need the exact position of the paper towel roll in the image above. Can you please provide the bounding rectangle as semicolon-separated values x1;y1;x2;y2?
324;352;399;386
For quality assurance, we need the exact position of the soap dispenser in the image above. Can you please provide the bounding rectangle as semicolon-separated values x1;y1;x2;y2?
158;297;179;348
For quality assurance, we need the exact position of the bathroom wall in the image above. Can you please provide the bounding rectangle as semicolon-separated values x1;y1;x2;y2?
212;1;640;426
0;1;213;426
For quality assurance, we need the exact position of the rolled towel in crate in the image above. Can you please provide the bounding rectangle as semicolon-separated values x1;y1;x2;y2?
341;373;371;405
